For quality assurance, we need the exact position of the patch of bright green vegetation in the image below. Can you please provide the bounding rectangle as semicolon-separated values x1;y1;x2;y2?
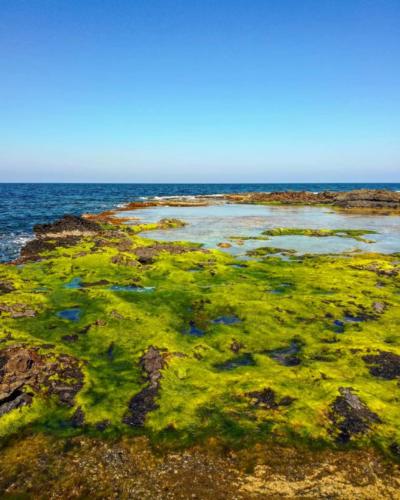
246;246;297;256
262;227;377;243
1;221;400;456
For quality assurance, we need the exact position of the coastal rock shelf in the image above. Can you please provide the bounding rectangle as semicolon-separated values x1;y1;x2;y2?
1;197;400;495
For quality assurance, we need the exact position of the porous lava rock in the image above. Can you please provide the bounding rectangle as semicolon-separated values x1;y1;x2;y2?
0;345;83;416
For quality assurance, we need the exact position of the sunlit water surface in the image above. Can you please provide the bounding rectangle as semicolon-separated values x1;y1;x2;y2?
119;204;400;255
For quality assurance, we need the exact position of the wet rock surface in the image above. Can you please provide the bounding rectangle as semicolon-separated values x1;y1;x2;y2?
363;351;400;380
0;345;83;415
124;347;169;427
329;387;381;443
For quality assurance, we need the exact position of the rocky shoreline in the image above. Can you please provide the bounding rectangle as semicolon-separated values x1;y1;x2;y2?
80;189;400;226
1;193;400;496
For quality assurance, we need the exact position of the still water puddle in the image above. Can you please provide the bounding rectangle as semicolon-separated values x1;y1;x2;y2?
57;308;81;321
212;315;241;325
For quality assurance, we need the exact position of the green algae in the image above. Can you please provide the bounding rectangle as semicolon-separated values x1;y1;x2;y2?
261;227;377;243
1;222;400;457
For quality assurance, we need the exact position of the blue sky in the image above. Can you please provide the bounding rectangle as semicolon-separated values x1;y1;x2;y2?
0;0;399;182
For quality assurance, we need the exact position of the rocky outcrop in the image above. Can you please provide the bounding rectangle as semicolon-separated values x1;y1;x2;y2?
124;346;169;427
224;191;337;205
333;190;400;210
17;215;101;262
34;215;101;238
0;345;83;417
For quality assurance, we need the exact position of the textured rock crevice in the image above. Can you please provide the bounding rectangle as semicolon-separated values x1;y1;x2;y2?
0;345;83;416
123;346;169;427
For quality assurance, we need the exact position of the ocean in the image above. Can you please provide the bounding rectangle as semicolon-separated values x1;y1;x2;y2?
1;182;399;262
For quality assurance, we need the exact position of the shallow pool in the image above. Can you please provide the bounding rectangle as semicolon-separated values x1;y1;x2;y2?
119;203;400;255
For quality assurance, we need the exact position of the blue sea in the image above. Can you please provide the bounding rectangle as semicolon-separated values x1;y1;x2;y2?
1;183;399;262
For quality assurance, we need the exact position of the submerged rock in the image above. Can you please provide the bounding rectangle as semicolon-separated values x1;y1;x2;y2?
329;387;381;443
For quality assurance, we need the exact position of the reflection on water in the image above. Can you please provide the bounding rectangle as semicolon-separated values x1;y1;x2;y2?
119;204;400;255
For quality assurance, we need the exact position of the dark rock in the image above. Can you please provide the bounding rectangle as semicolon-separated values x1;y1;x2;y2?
123;385;159;427
0;345;83;416
363;351;400;380
34;215;100;238
279;396;296;406
390;443;400;459
107;342;115;360
246;388;278;409
61;334;79;343
266;340;302;366
329;387;381;443
20;236;82;262
245;388;295;410
96;419;111;431
124;346;169;427
71;406;85;427
230;339;244;353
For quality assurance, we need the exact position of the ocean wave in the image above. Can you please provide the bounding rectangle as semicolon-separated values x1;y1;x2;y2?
0;232;32;262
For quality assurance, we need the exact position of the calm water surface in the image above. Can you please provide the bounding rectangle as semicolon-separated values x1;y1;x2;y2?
121;204;400;255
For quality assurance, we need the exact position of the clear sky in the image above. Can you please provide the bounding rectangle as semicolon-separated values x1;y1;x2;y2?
0;0;399;182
